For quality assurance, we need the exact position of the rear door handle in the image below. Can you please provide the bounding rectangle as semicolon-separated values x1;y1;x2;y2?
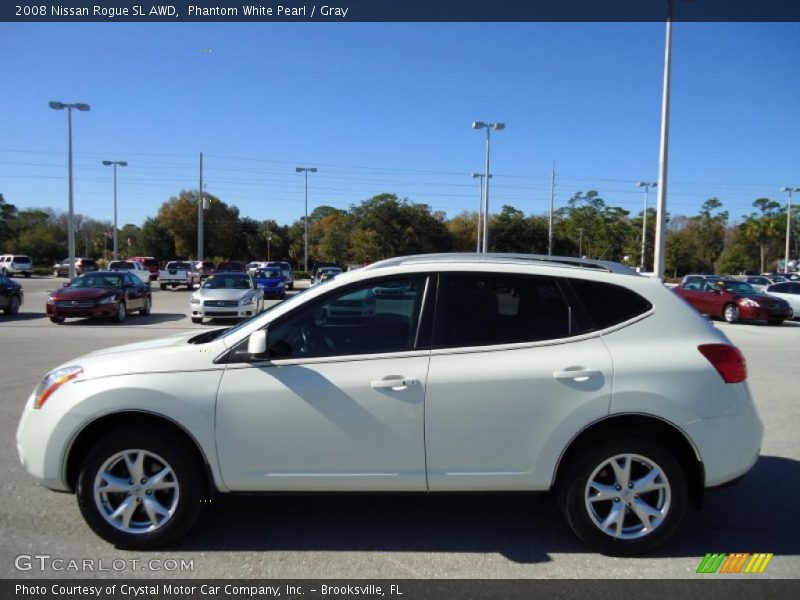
553;369;601;382
371;377;418;390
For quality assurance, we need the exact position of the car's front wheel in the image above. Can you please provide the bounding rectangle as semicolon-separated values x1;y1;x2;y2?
113;301;127;323
140;296;151;316
5;295;20;315
723;303;740;323
558;438;687;556
76;427;206;549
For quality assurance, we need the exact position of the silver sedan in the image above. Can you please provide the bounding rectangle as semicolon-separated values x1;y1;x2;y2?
190;272;263;324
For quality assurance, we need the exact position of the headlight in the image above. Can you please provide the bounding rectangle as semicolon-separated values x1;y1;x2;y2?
97;295;117;305
190;296;201;304
739;298;760;308
47;295;55;303
33;366;82;409
241;296;256;305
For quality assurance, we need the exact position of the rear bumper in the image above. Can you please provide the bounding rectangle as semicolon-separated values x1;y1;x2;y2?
686;408;764;488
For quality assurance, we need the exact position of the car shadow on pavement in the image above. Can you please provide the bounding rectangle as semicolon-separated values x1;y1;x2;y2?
172;455;799;563
62;313;187;326
0;312;44;321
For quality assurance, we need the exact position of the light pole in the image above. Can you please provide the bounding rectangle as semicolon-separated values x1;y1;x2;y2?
267;235;272;262
471;173;492;252
637;181;657;272
472;121;505;253
50;101;90;280
296;167;317;272
780;187;799;272
102;160;127;260
578;227;585;259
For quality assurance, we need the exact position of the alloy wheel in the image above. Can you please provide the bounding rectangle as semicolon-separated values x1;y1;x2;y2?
93;449;179;534
584;453;671;540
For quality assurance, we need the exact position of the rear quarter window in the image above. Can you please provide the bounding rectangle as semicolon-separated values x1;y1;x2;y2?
567;279;652;330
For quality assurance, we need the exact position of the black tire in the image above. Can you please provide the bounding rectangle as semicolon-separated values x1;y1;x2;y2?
113;301;127;323
767;319;784;326
140;296;152;316
288;282;294;290
75;426;206;549
5;295;20;315
50;315;65;323
191;317;203;324
24;272;31;278
723;303;740;324
557;437;688;556
160;283;166;291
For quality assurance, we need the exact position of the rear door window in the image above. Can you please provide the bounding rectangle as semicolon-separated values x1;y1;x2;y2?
433;273;587;348
567;278;652;330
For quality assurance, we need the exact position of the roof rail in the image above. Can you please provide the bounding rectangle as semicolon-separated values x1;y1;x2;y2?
361;253;640;276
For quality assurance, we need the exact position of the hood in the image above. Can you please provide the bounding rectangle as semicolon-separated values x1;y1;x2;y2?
52;287;117;300
57;330;228;381
196;287;253;300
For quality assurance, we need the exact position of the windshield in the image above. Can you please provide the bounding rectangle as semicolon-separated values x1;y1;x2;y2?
70;274;122;289
722;282;758;295
109;261;134;269
256;268;282;279
166;262;192;270
202;275;251;289
218;284;317;341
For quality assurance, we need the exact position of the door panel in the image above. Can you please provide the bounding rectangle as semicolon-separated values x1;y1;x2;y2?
425;338;613;491
215;355;429;491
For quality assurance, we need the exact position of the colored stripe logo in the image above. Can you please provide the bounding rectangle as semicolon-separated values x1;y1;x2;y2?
696;553;773;574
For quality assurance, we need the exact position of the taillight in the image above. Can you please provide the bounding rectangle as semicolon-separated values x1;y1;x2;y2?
698;344;747;384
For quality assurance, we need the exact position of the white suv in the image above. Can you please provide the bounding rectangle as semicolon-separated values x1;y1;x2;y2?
0;254;33;278
16;254;763;554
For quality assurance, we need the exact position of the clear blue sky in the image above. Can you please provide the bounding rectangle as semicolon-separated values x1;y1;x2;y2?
1;22;799;227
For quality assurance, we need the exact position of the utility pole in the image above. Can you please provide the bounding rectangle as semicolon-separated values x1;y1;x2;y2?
198;152;204;262
653;1;673;281
578;228;585;260
548;162;556;256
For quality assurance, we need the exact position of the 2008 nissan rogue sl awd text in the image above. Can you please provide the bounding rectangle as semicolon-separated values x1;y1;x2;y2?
16;254;763;555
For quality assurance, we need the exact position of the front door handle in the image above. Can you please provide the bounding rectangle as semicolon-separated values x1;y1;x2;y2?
371;377;418;390
553;369;601;382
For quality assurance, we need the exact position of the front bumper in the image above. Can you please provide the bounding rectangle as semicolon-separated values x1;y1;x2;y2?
192;305;257;319
739;304;793;321
46;303;117;319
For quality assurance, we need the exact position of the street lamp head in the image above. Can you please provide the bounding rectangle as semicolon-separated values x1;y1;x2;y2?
637;181;658;188
472;121;487;129
119;161;128;167
491;123;506;131
309;167;318;173
49;101;65;110
296;167;304;172
471;173;482;178
74;103;90;112
102;160;112;166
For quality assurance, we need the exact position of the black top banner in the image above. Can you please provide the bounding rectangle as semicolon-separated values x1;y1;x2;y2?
4;0;800;22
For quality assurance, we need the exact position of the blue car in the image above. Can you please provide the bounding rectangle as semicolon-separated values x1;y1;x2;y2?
253;267;286;299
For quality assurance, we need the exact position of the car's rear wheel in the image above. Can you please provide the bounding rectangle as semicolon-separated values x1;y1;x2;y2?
24;272;31;278
159;283;166;290
140;297;151;316
113;301;127;323
558;437;688;556
76;427;206;549
50;315;65;323
723;303;740;323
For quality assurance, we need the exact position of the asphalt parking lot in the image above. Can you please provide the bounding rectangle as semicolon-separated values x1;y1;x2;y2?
1;277;798;579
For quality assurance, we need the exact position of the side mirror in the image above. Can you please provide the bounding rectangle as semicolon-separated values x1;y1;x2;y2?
247;330;268;357
712;288;722;295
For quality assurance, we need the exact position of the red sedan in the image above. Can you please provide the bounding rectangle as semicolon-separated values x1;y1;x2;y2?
673;278;792;325
46;271;152;324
